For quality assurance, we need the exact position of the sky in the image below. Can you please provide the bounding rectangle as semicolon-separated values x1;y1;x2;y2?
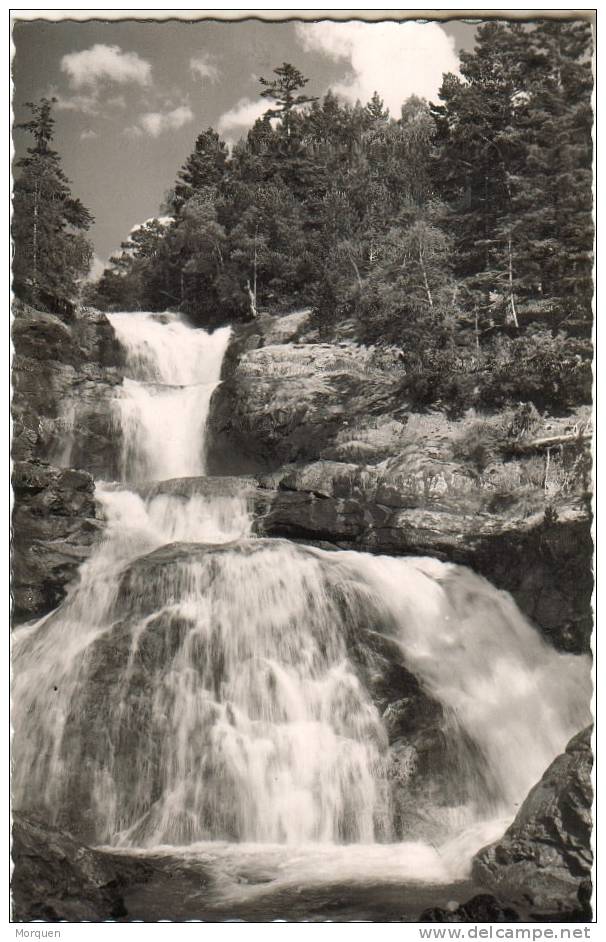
12;16;477;274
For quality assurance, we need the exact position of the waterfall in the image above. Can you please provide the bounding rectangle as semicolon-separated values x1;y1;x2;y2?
12;310;591;888
107;311;231;483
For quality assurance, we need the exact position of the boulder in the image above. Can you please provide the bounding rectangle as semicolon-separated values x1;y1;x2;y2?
473;727;593;920
11;461;102;623
207;342;402;475
420;893;520;922
11;813;153;922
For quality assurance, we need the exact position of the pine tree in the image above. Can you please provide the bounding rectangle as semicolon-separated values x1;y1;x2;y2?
259;63;318;137
514;20;593;324
433;20;593;330
171;128;228;212
13;98;94;311
366;91;389;122
432;23;529;327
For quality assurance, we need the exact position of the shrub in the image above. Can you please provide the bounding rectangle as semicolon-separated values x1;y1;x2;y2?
477;329;593;413
452;419;503;473
505;402;542;439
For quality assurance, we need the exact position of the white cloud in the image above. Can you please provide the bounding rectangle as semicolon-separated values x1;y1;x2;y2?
53;92;101;115
106;94;127;109
50;86;128;116
130;215;174;234
61;44;151;89
296;21;459;114
217;97;268;140
122;125;143;139
190;54;220;83
138;105;194;137
80;128;98;141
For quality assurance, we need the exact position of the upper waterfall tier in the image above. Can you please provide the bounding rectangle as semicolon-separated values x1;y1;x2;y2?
107;312;231;484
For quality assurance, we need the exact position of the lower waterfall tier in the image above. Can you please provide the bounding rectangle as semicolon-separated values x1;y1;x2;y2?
13;509;590;853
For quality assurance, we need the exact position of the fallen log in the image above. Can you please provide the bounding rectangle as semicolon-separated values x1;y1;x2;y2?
508;432;591;455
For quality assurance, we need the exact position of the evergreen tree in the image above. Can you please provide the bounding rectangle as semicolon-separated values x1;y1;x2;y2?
432;24;528;326
514;20;593;324
13;98;93;311
171;128;228;213
433;20;593;330
366;91;389;122
259;62;318;136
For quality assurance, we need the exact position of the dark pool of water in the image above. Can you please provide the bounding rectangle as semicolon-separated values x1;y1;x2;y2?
116;850;483;922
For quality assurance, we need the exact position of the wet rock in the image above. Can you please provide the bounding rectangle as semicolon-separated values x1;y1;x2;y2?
11;461;102;623
279;460;363;498
11;813;153;922
139;474;274;519
11;303;127;622
420;893;520;922
12;302;124;475
256;489;366;544
346;628;464;841
473;727;593;920
254;466;592;654
471;513;593;655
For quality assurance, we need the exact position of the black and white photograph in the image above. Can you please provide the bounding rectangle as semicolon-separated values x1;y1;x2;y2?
10;9;595;926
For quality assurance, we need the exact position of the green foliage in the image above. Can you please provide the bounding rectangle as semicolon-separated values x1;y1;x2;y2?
170;129;228;212
478;329;592;412
391;328;591;418
259;62;318;135
452;419;503;473
13;98;94;312
432;20;593;329
505;402;542;439
84;32;592;413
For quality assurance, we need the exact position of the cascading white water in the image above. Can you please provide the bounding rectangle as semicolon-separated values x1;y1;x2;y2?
12;310;592;894
107;312;231;483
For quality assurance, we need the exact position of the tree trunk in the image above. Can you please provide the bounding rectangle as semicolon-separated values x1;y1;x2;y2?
507;233;519;327
345;245;363;289
246;280;258;319
245;225;259;319
32;182;39;303
543;446;551;492
418;242;433;309
253;224;258;307
508;432;591;455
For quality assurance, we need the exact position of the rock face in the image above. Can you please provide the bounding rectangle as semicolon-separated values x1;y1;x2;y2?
12;301;124;476
11;462;101;623
207;316;593;654
11;813;153;922
207;341;403;474
12;302;125;623
253;462;592;654
473;727;593;920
